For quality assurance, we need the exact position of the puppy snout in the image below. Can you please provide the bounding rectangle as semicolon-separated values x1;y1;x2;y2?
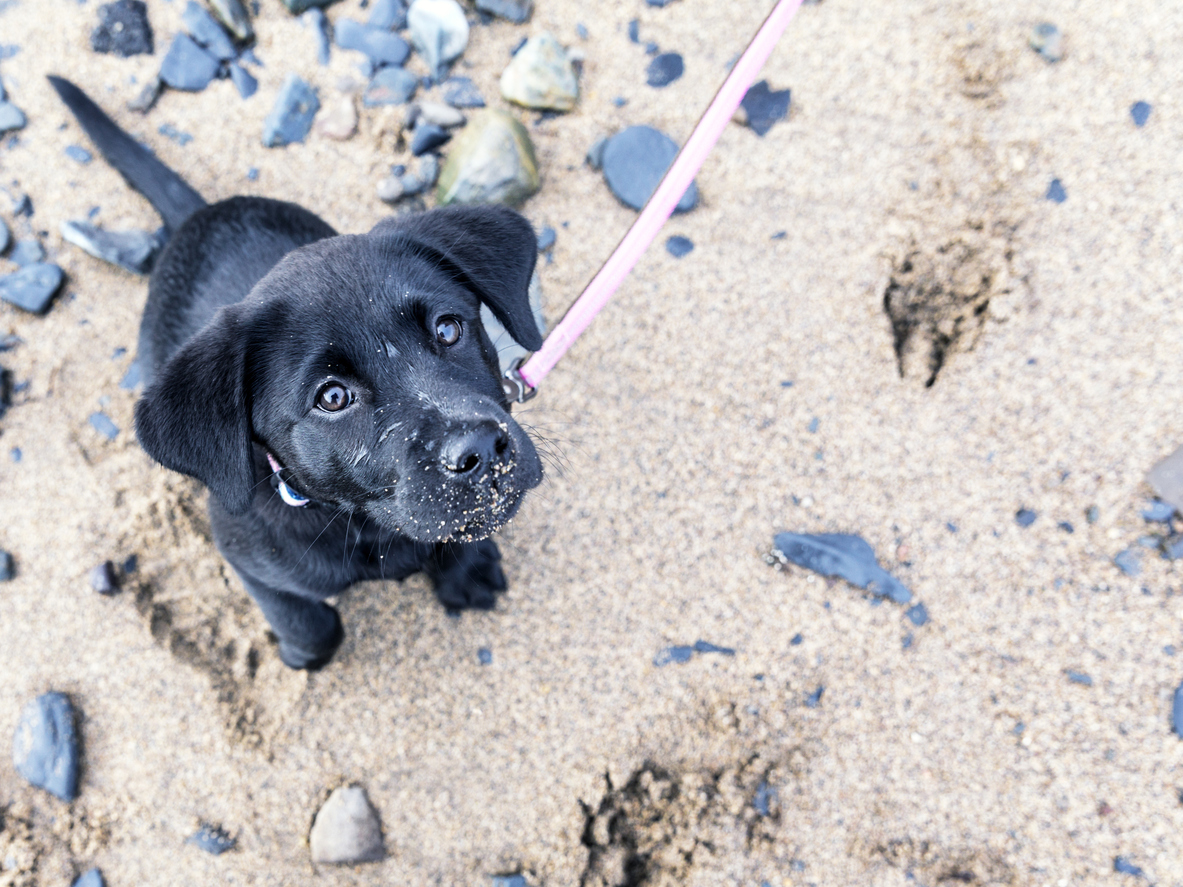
441;421;510;476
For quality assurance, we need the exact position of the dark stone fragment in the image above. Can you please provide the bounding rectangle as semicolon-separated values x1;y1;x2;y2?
89;412;119;440
645;0;676;6
411;121;450;155
901;632;914;649
653;645;694;667
1113;857;1144;877
773;532;913;604
576;22;588;39
71;869;105;887
1029;22;1063;63
246;166;259;180
367;0;406;30
262;74;320;147
1058;521;1074;533
1014;508;1037;527
476;0;532;24
65;145;93;164
363;66;418;106
128;76;163;114
187;823;237;855
601;125;698;213
627;19;639;42
1163;536;1183;561
182;0;236;60
1172;681;1183;738
158;123;194;145
91;0;154;57
491;876;528;887
0;102;25;135
665;235;693;258
740;80;791;136
510;36;527;56
1086;505;1100;524
13;194;32;217
477;647;492;665
122;554;138;574
645;42;659;56
61;221;166;275
1046;178;1067;203
159;33;221;92
89;561;120;595
10;448;20;462
1130;101;1151;128
0;218;8;254
9;239;44;267
536;225;556;251
646;52;683;87
1113;548;1141;576
303;7;332;64
13;692;80;801
0;550;13;581
804;686;824;708
335;18;410;66
693;640;735;656
283;0;342;12
753;781;776;816
0;263;64;314
790;632;803;645
807;416;820;433
585;135;607;170
1066;670;1093;687
443;76;485;108
905;602;929;627
230;64;258;99
1142;499;1175;522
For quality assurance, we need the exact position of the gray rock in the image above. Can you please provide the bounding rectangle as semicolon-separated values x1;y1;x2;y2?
499;32;578;111
411;121;450;155
182;0;236;60
230;63;258;98
1173;682;1183;738
127;76;163;114
303;8;332;64
65;145;94;164
262;74;320;147
282;0;342;12
367;0;407;29
89;412;119;440
1147;445;1183;514
0;550;13;581
664;234;692;258
377;175;406;203
413;100;465;128
335;18;410;66
536;225;555;251
0;218;8;254
1014;507;1037;527
646;52;683;88
601;125;698;213
159;33;221;92
0;263;64;314
71;869;105;887
363;66;418;106
437;109;540;207
208;0;254;42
475;0;532;24
585;134;607;170
443;76;485;108
89;561;120;595
0;101;26;134
13;692;80;801
91;0;154;56
309;786;385;864
739;79;790;136
315;94;358;140
8;239;44;267
408;0;469;81
1113;548;1141;576
415;153;440;187
1131;100;1152;128
60;220;165;275
1030;22;1063;63
905;602;929;626
187;823;237;854
772;532;913;604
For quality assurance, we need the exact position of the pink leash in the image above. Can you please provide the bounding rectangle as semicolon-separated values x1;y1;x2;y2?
502;0;804;403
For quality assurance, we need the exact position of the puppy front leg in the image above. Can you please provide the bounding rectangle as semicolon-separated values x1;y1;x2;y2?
422;539;507;612
241;578;345;670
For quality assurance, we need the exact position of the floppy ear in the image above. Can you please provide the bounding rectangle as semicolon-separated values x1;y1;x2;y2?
373;205;543;351
134;308;257;515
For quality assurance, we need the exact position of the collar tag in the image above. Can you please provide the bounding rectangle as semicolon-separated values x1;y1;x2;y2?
266;451;310;507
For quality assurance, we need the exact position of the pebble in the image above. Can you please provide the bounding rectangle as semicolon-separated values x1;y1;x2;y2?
443;76;485;108
1066;670;1092;687
9;239;45;267
477;647;493;665
309;785;385;864
13;692;80;801
1113;548;1141;576
693;639;735;655
230;63;258;99
0;263;64;314
0;218;8;254
89;561;121;595
65;145;94;164
89;412;119;440
408;0;469;81
120;360;142;390
0;101;26;134
905;602;929;626
91;0;154;57
1046;178;1067;203
804;686;824;708
61;220;165;275
1029;22;1064;63
491;876;528;887
376;175;406;203
601;125;699;213
367;0;407;30
316;94;358;140
476;0;532;23
1113;857;1144;878
411;121;450;155
335;18;411;67
585;135;607;170
1171;682;1183;738
128;76;164;114
1130;101;1151;128
1146;445;1183;514
772;532;913;604
13;194;32;217
1014;508;1037;527
363;66;418;106
753;781;776;816
413;100;465;128
500;33;579;111
536;225;556;251
262;74;320;147
1058;521;1074;533
283;0;342;12
159;33;221;92
653;645;694;667
158;123;194;146
208;0;254;42
0;550;13;581
665;235;693;258
437;109;540;206
646;52;683;88
72;869;105;887
182;0;236;60
739;80;791;136
187;823;237;854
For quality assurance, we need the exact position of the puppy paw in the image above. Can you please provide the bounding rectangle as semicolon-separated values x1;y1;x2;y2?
428;539;507;612
275;607;345;671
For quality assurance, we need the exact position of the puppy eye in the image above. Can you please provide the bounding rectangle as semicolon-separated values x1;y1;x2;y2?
435;316;462;346
316;382;351;412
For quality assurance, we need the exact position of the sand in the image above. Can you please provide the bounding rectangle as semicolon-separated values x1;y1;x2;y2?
2;0;1182;884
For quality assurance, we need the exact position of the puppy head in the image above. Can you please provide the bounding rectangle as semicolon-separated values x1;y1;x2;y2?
135;204;544;542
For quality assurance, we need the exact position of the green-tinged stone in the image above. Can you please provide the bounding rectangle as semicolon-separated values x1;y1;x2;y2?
437;110;539;207
207;0;253;41
499;32;578;111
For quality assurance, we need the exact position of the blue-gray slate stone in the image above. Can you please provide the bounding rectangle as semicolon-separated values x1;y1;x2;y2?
65;145;93;164
476;0;531;23
1066;670;1093;687
653;645;694;667
601;125;698;213
0;263;64;314
182;0;236;60
91;0;154;56
0;218;9;254
0;550;13;581
159;33;221;91
303;8;332;64
444;76;485;108
1029;22;1063;63
692;639;735;655
89;412;119;440
477;647;493;665
773;532;913;604
335;18;410;66
411;121;450;155
1113;548;1141;576
363;66;418;106
1142;499;1174;522
1015;508;1037;527
1113;857;1144;878
536;225;556;251
665;235;693;258
646;52;683;87
283;0;343;12
13;692;80;801
230;63;258;99
490;876;528;887
1046;178;1067;203
905;602;929;626
72;869;105;887
0;101;26;134
61;220;165;275
187;823;237;854
9;239;44;267
262;75;319;147
368;0;407;29
740;80;791;137
1171;681;1183;738
804;686;824;708
1131;101;1151;128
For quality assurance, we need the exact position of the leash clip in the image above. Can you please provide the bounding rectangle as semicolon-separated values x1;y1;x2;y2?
501;357;537;404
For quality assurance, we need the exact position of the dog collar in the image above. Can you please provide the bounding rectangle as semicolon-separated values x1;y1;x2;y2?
265;451;310;507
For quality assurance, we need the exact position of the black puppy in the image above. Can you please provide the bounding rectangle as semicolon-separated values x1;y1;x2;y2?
49;77;543;669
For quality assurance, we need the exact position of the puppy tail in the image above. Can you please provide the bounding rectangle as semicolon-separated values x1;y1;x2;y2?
47;76;207;233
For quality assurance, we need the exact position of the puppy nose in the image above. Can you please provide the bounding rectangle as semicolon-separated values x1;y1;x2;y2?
441;422;509;475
